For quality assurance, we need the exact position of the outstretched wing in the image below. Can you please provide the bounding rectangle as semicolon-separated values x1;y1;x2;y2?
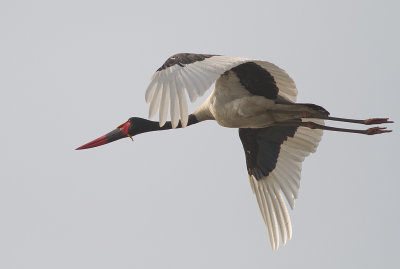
145;54;249;128
145;53;297;128
239;119;324;250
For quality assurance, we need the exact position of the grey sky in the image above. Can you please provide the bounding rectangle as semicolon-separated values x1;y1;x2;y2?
1;0;399;268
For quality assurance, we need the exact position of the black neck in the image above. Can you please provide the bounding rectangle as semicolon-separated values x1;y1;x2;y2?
134;114;199;136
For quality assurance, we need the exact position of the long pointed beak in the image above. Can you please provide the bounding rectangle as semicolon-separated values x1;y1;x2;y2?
76;121;131;150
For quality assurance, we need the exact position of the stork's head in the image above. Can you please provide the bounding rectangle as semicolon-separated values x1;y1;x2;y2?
76;117;143;150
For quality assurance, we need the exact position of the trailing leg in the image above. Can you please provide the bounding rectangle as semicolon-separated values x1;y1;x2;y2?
273;120;392;135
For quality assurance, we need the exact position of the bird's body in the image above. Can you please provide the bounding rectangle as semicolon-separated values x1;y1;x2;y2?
77;53;392;250
195;70;282;128
195;71;323;128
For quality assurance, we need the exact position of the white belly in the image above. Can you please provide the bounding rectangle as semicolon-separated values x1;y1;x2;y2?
207;71;278;128
211;96;277;128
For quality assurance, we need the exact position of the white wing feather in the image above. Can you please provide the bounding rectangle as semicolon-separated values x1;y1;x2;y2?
250;119;324;250
146;55;250;127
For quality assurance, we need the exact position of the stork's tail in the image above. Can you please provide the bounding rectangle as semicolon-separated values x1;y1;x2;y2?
296;103;330;118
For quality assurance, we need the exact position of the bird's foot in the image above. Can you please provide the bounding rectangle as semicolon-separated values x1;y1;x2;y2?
366;127;392;135
364;118;393;125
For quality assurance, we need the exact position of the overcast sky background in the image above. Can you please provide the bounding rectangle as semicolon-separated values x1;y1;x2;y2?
1;1;399;268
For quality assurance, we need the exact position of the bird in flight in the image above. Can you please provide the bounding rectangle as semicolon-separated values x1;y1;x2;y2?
77;53;392;250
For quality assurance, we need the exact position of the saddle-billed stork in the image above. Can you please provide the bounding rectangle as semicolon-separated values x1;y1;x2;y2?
77;53;392;250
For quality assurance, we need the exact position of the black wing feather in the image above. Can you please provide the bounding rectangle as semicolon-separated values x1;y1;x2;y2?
231;62;279;100
157;53;217;71
239;124;299;180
